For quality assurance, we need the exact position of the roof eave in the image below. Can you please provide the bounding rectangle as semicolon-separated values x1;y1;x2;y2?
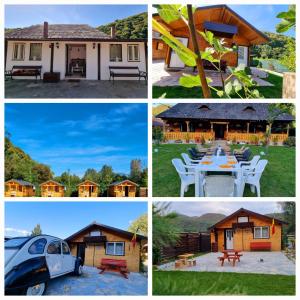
5;37;147;42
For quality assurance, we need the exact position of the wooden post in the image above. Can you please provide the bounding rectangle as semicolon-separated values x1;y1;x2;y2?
226;123;229;133
186;121;190;132
50;43;54;73
247;122;250;133
162;120;166;133
287;124;290;136
211;123;213;133
186;5;211;98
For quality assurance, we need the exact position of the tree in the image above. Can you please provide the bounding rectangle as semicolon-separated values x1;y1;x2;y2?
31;224;42;236
276;5;296;33
83;168;99;183
152;203;180;264
98;165;114;195
130;159;142;183
32;163;53;184
153;127;163;144
140;168;148;187
278;202;295;234
128;213;148;236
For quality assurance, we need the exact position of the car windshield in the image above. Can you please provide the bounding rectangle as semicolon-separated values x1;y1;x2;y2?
5;237;31;248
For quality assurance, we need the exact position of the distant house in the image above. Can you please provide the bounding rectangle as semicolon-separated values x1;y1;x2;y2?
157;103;294;144
5;179;35;197
77;180;99;197
108;180;138;197
209;208;287;252
153;5;269;69
40;180;65;197
65;222;147;272
5;22;147;80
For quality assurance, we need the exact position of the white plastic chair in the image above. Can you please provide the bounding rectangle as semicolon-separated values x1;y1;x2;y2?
238;155;260;174
244;159;268;197
202;175;237;197
181;153;201;166
172;158;204;197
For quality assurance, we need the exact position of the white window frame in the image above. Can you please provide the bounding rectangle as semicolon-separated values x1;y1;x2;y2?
29;43;42;61
90;230;101;237
254;226;270;239
12;43;25;61
109;44;122;62
238;216;249;223
105;242;125;256
127;44;140;62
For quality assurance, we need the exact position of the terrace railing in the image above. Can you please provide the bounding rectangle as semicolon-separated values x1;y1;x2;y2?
164;131;215;142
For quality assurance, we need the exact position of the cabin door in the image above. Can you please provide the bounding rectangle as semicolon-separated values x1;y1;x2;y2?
225;229;234;249
214;124;226;139
125;186;129;197
169;37;188;68
238;46;248;66
77;243;86;264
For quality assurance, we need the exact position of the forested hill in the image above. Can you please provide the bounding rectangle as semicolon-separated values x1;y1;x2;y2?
97;12;147;39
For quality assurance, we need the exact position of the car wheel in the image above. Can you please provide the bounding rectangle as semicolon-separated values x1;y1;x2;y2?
25;282;46;296
74;263;83;276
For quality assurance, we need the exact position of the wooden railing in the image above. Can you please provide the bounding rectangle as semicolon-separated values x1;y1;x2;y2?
225;132;288;143
164;132;215;141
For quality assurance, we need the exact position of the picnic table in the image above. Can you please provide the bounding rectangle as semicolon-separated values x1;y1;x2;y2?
218;250;243;267
177;253;194;266
194;155;244;197
98;258;129;279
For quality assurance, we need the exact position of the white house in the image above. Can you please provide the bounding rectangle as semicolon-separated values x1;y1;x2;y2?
5;22;147;81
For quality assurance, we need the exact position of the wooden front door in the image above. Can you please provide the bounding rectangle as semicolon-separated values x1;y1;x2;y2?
125;186;129;197
77;243;86;264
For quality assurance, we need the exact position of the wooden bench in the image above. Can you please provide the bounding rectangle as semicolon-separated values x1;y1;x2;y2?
98;258;129;279
250;242;271;251
109;66;147;84
9;65;42;81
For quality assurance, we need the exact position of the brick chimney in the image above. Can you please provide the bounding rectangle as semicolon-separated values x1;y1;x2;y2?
110;25;116;39
43;21;48;39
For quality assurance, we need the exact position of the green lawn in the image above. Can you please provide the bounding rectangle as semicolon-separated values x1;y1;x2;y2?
152;144;295;197
153;73;283;99
153;271;295;295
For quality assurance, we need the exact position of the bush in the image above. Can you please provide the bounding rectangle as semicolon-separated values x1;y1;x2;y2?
250;135;259;145
283;136;296;147
250;58;259;67
153;127;163;144
200;135;206;145
245;67;252;75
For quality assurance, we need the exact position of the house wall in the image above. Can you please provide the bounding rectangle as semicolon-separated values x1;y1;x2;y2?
152;39;167;60
5;182;35;197
108;184;136;197
40;182;64;197
78;185;99;197
6;40;147;80
210;214;282;252
68;229;141;272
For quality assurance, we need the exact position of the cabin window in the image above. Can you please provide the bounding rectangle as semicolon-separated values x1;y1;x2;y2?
127;44;140;62
47;241;62;254
18;185;22;192
254;226;269;239
28;238;47;254
105;242;125;256
110;44;122;62
90;230;101;236
55;186;59;192
198;105;211;111
62;242;70;254
29;43;42;61
12;43;25;61
238;216;249;223
243;106;256;112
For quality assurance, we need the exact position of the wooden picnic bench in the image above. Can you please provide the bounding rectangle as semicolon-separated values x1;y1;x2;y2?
109;66;147;84
250;242;271;251
218;250;243;267
9;65;42;81
97;258;129;279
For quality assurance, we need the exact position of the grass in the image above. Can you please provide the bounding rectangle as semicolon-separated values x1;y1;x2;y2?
153;271;295;295
152;73;283;99
152;144;295;197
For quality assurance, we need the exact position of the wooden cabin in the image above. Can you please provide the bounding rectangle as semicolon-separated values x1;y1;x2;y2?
153;5;269;69
108;180;138;197
77;180;99;197
209;208;287;252
40;180;65;197
5;179;35;197
65;222;147;272
157;103;294;144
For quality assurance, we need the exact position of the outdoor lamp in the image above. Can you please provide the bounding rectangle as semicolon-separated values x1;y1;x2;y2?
93;43;96;49
56;42;59;49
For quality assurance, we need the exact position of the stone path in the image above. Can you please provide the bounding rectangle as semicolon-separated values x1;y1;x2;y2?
46;266;148;295
152;61;273;87
158;252;295;276
5;79;147;99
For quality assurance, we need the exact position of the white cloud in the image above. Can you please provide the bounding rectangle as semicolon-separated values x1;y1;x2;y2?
5;227;31;237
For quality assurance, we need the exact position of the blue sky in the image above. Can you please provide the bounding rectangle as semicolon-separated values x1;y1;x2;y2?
5;202;147;238
5;5;147;28
5;104;148;177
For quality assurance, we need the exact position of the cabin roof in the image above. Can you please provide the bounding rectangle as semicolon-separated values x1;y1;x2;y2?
5;24;146;42
6;179;34;187
153;4;269;45
39;180;64;187
208;208;288;230
65;221;146;242
109;179;139;187
77;180;99;187
157;103;294;122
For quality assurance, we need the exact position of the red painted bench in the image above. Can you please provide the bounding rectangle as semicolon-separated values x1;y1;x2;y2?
98;258;129;279
250;242;271;251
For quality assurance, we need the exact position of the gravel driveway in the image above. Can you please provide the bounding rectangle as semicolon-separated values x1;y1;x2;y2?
45;266;147;295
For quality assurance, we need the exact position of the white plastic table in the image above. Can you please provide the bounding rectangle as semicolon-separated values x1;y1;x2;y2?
193;155;244;197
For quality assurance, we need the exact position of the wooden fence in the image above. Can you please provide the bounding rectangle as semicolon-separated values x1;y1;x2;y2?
161;232;211;261
164;132;215;142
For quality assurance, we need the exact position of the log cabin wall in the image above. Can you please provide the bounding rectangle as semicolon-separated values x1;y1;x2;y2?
152;39;168;60
210;214;282;252
68;229;142;272
5;181;35;197
40;181;64;197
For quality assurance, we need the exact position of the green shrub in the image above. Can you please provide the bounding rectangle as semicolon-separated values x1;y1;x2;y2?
200;135;206;145
283;136;296;147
